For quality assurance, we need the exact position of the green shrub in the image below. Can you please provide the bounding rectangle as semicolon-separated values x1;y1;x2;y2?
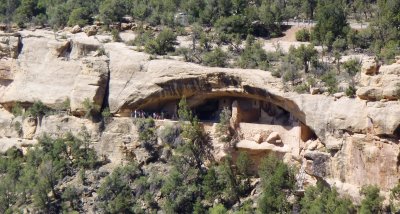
135;118;157;151
390;183;400;212
300;182;355;213
280;57;301;84
48;4;69;29
145;28;177;55
11;102;23;117
111;29;121;42
295;83;309;94
345;86;357;97
214;15;249;37
82;98;100;119
257;154;295;213
97;163;141;213
237;40;269;70
202;48;229;67
99;0;130;25
321;72;338;94
343;58;361;77
175;47;197;62
347;29;358;50
271;69;282;78
378;40;400;64
32;14;47;26
159;125;183;148
62;98;70;111
359;185;383;214
236;152;252;178
295;29;310;42
129;31;153;47
27;101;51;118
101;107;111;118
333;38;347;51
215;107;232;143
209;204;227;214
68;7;90;27
62;186;80;210
356;29;373;49
14;121;22;137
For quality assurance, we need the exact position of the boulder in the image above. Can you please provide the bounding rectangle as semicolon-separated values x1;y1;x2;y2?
333;92;345;99
382;82;400;100
356;86;383;101
121;23;132;31
266;132;281;144
306;140;318;151
131;23;138;31
304;151;331;178
253;134;265;144
22;117;37;139
361;57;379;75
70;38;101;59
71;25;81;34
83;25;98;37
379;63;400;75
325;135;344;151
47;40;70;57
310;87;320;95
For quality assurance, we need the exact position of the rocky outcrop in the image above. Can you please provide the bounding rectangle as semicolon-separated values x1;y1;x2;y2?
0;33;21;59
70;56;109;116
328;134;400;192
358;59;400;101
356;86;383;100
0;30;108;114
83;25;98;37
47;40;71;57
361;57;379;75
71;25;81;34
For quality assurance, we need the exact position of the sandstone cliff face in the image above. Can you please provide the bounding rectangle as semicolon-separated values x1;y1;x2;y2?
0;30;108;115
0;29;399;202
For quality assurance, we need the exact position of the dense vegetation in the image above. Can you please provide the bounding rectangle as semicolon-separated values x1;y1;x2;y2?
0;128;100;213
2;0;399;58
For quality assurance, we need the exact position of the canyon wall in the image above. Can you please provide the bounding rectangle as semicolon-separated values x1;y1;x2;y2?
0;29;399;202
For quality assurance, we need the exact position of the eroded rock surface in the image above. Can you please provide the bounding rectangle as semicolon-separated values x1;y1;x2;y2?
0;29;399;204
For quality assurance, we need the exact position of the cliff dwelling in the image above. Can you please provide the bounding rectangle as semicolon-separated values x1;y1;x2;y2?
133;96;298;125
130;95;317;160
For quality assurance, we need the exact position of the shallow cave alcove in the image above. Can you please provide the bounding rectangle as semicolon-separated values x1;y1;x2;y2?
394;124;400;139
193;99;220;121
